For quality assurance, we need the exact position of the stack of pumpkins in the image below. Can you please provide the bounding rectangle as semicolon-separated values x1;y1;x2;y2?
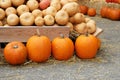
100;6;120;20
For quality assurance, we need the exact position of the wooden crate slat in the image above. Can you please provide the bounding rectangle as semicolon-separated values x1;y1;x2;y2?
93;27;103;37
0;26;70;42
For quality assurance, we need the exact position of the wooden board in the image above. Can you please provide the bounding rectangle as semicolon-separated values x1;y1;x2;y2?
0;26;70;42
93;27;103;37
0;26;103;52
0;26;103;43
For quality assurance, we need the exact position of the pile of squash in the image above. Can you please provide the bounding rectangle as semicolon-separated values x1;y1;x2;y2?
0;0;98;35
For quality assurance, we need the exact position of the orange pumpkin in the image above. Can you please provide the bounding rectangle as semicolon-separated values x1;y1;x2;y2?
79;5;88;15
106;7;111;19
109;8;120;20
87;8;96;17
4;41;27;65
100;6;108;18
97;37;101;50
52;35;74;60
75;34;98;59
26;35;51;62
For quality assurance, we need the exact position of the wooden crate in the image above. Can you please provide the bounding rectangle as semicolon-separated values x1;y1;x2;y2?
0;25;103;52
0;26;70;52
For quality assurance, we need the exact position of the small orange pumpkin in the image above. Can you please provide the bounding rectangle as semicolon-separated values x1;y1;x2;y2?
75;34;98;59
26;35;51;62
79;5;88;15
4;41;27;65
87;8;96;17
52;34;74;60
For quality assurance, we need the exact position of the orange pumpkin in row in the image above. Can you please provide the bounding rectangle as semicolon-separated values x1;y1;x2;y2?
75;34;100;59
26;35;51;63
52;34;74;60
4;41;27;65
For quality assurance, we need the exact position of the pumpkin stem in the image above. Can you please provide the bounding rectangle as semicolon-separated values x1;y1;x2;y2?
36;28;40;36
60;33;64;38
13;45;18;49
85;31;89;37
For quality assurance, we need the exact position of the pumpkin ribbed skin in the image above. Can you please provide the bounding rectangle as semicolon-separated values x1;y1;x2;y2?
52;37;74;60
26;35;51;62
87;8;96;16
109;8;120;20
4;41;27;65
75;34;98;59
100;7;108;18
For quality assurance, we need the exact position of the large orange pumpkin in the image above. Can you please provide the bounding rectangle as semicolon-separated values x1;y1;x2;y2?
26;35;51;62
106;7;111;19
75;34;98;59
52;35;74;60
109;8;120;20
4;41;27;65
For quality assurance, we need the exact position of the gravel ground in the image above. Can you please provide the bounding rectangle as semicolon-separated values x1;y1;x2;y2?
0;16;120;80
